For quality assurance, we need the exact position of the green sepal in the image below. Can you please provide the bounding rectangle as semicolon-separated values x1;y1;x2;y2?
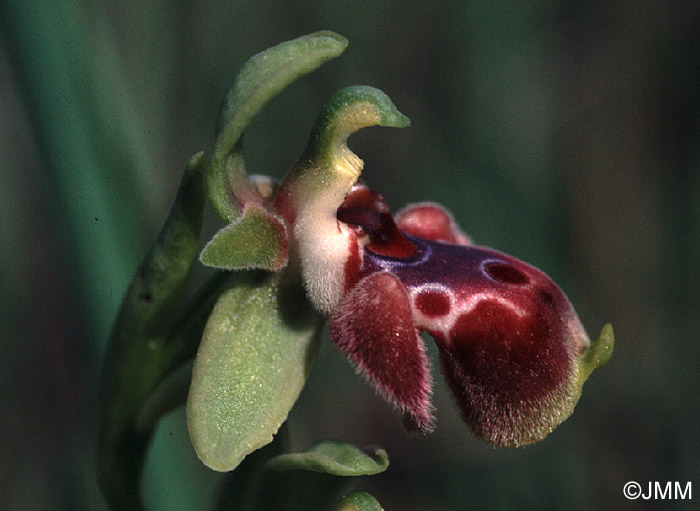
208;31;348;223
215;31;348;147
186;270;324;472
335;492;385;511
264;440;389;477
200;204;288;271
98;152;208;510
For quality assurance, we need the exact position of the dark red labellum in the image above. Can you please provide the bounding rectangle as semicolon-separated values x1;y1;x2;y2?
329;185;588;445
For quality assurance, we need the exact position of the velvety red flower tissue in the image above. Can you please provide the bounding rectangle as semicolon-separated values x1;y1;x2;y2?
269;86;614;447
189;35;613;474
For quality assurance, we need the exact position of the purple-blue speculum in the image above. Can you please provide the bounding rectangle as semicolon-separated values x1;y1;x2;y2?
246;85;612;447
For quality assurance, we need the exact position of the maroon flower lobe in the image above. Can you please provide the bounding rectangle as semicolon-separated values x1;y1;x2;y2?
337;186;416;259
414;290;451;317
395;203;470;245
329;271;433;431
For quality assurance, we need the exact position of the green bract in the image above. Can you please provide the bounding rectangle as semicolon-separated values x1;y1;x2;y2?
255;441;389;511
335;492;385;511
99;152;210;509
264;440;389;476
186;271;322;471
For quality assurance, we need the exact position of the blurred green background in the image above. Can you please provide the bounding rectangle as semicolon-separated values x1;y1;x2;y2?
1;1;699;510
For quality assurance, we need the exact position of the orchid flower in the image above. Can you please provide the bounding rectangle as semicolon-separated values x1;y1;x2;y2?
184;32;613;472
272;85;613;447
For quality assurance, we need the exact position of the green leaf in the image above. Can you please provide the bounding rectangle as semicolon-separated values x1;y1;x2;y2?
98;152;208;510
186;271;323;472
335;492;384;511
208;31;348;222
200;204;288;271
264;440;389;477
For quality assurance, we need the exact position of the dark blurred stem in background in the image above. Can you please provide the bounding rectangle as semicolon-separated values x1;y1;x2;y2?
0;0;160;346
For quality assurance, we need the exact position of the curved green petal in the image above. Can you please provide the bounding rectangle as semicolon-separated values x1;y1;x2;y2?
275;86;410;315
281;86;410;201
303;85;410;170
200;204;288;271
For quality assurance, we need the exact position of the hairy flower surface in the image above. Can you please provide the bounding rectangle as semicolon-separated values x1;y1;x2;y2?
330;184;591;445
184;32;616;478
193;58;613;459
271;86;613;447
